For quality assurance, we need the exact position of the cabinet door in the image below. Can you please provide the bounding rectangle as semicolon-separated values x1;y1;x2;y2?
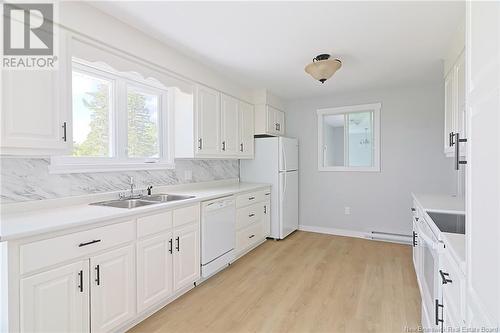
220;94;239;155
262;201;271;237
444;71;455;155
239;101;255;158
266;106;278;134
90;245;135;333
276;110;285;135
173;222;200;291
196;85;220;155
20;260;89;333
136;232;173;313
1;70;70;155
455;51;466;157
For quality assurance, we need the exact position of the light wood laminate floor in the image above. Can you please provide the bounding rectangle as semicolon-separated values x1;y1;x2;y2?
129;231;421;333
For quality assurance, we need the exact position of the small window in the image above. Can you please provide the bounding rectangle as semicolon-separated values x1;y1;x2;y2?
317;103;380;172
50;59;173;173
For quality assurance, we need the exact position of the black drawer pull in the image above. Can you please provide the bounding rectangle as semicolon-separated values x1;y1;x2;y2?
439;270;453;284
411;208;416;212
79;239;101;247
248;196;255;200
265;193;270;196
249;234;255;239
169;238;173;254
176;236;180;251
95;265;100;286
249;213;255;217
78;270;83;292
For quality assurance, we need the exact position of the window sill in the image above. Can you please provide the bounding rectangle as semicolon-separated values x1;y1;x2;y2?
49;159;175;174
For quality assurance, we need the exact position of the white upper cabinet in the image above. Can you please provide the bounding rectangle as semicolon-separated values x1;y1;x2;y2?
443;50;465;157
255;104;286;136
90;245;135;333
220;94;240;155
20;260;89;333
1;31;71;156
196;85;221;156
238;101;255;158
1;67;71;156
175;84;255;159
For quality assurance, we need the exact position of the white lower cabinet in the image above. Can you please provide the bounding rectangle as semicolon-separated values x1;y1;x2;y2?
234;189;270;257
136;232;173;313
173;221;200;291
20;260;89;333
90;245;135;333
16;204;201;333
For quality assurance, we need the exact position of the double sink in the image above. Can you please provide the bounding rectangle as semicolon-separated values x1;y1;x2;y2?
90;194;195;209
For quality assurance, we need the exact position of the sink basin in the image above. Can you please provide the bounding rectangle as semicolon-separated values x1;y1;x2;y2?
143;194;195;202
427;211;465;234
90;199;159;209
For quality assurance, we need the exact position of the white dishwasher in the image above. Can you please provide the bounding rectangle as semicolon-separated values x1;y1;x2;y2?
201;196;236;278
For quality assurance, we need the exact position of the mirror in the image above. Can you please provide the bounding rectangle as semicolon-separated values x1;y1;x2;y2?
318;103;380;172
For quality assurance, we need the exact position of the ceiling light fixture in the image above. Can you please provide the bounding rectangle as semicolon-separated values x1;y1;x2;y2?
304;54;342;84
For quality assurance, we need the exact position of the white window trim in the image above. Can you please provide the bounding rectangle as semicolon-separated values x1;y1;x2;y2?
317;103;381;172
49;58;175;174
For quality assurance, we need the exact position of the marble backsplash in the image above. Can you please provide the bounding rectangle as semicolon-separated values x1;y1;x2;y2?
0;158;239;203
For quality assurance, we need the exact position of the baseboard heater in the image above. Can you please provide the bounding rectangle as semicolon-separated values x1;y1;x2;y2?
368;231;412;245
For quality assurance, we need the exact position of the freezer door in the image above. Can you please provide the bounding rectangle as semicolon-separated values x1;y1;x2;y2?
279;170;298;239
279;137;298;171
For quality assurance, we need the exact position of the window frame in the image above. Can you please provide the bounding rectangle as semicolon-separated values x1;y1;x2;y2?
317;103;381;172
49;58;174;174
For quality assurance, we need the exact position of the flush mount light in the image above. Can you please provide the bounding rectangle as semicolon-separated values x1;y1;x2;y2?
305;54;342;84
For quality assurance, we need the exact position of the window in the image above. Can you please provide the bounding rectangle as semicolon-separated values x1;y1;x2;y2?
317;103;380;172
50;59;173;173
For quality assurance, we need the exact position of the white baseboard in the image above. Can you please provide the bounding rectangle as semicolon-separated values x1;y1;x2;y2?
298;225;367;239
298;225;411;245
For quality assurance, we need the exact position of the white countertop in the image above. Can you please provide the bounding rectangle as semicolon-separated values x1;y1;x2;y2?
0;180;270;242
411;192;465;214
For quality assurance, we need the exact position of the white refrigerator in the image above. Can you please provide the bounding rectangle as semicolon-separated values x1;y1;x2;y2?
240;137;299;239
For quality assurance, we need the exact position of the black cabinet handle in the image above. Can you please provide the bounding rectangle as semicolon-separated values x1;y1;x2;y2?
240;143;244;152
412;231;418;247
248;196;255;200
95;265;100;286
264;205;267;214
411;208;416;212
176;236;180;251
78;239;101;247
249;234;255;239
222;141;226;151
435;299;444;325
169;238;173;254
439;270;453;284
249;213;255;217
78;270;83;292
198;138;202;150
415;217;419;221
455;133;468;170
449;131;455;147
62;122;67;142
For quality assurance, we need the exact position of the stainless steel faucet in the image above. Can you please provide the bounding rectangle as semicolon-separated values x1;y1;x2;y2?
119;176;142;199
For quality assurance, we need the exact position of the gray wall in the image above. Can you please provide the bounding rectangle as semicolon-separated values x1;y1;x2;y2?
286;83;456;235
0;159;238;203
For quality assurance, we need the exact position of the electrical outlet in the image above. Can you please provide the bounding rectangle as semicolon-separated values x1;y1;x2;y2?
344;206;351;215
184;170;192;181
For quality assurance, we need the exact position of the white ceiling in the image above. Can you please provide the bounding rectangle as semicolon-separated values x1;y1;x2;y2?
90;1;464;100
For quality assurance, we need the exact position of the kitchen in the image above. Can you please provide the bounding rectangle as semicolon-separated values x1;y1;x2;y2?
0;1;498;332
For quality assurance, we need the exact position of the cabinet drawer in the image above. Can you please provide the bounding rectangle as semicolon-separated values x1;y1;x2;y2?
21;221;135;275
236;221;263;254
236;203;264;230
236;189;269;208
173;204;199;227
441;249;465;323
137;210;173;238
